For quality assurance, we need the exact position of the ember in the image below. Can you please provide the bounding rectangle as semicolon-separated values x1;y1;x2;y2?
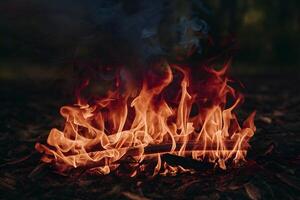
36;61;256;176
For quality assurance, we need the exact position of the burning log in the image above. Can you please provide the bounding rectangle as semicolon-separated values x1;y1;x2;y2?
161;154;214;171
38;140;247;172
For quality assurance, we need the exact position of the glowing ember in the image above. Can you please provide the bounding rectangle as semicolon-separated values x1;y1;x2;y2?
36;62;256;176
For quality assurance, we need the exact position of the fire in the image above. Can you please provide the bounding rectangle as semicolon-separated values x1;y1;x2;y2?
36;62;256;176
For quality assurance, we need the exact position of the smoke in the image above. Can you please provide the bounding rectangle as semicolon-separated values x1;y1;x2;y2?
80;0;210;62
68;0;211;94
0;0;211;95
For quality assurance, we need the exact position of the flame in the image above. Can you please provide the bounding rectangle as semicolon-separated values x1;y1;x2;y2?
36;62;256;176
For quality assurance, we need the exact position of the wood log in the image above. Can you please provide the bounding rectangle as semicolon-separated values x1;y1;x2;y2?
52;141;246;170
161;154;214;171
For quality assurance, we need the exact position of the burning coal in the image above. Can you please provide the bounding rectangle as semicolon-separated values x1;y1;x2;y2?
36;60;256;176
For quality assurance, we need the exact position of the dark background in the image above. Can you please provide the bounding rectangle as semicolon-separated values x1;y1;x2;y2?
0;0;299;83
0;1;300;199
206;0;300;73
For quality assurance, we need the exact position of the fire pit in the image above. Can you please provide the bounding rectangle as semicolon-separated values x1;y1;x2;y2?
1;74;299;199
35;62;256;176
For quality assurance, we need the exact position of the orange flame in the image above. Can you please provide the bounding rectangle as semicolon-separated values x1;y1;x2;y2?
36;62;256;176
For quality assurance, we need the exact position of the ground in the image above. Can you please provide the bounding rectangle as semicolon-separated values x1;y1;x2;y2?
0;73;299;200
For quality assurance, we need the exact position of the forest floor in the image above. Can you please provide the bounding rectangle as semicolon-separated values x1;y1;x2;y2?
0;73;299;200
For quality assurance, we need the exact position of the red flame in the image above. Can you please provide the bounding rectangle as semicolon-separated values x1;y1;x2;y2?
36;61;256;176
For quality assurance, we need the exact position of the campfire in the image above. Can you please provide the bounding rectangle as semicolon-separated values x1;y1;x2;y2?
35;60;256;176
